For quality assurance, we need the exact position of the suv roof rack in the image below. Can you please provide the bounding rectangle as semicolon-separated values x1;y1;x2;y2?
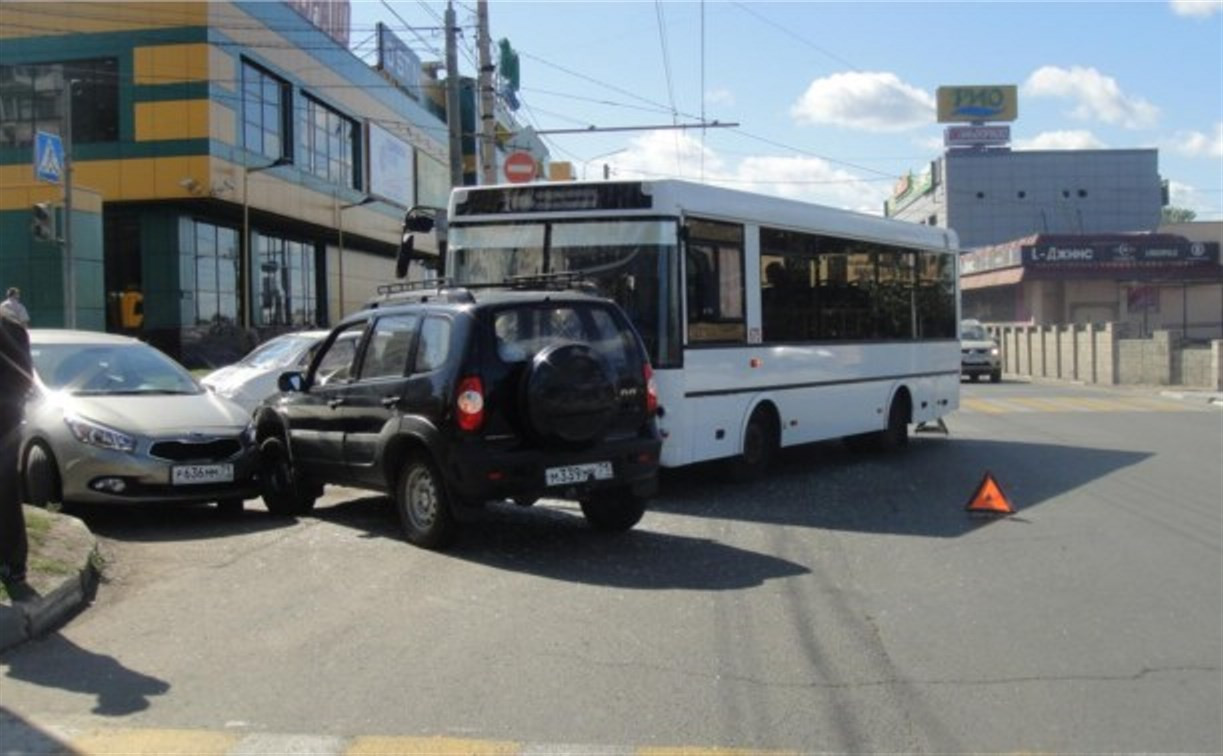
370;278;475;307
369;272;602;310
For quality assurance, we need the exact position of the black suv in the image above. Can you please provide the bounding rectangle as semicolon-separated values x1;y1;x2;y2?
252;280;661;549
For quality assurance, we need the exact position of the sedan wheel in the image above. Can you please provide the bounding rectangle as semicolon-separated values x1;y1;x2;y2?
22;443;59;507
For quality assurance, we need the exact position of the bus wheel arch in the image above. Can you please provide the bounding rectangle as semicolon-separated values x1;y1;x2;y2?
728;400;781;483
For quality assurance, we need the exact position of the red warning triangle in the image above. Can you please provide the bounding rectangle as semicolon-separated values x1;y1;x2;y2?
965;472;1014;514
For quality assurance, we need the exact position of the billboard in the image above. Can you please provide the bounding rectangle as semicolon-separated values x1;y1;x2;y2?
937;85;1018;123
286;0;350;47
945;125;1011;148
368;123;415;209
377;22;422;101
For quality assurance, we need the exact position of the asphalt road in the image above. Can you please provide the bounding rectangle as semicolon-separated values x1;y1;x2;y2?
1;380;1220;754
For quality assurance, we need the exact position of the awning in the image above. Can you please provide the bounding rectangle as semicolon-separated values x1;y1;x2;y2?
961;267;1025;290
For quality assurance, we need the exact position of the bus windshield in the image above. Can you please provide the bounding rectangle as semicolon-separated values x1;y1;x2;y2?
450;219;681;367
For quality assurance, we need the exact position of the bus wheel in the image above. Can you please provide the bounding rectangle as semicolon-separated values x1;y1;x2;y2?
878;393;911;451
728;407;778;483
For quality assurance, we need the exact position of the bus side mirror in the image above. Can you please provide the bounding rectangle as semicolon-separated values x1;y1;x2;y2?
395;235;413;279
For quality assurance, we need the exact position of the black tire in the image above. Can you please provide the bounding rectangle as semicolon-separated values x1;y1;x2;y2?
727;408;778;483
522;342;617;447
22;442;59;507
878;393;910;452
580;489;647;532
990;370;1002;383
216;497;245;515
259;437;317;516
395;457;456;549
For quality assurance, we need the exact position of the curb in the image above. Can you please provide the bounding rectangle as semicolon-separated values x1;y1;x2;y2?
0;520;99;654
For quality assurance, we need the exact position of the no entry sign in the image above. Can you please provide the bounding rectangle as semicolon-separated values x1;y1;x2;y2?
504;151;537;184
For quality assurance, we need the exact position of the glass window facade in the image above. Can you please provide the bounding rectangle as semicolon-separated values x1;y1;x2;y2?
254;232;318;327
0;58;119;148
242;60;288;160
302;95;357;188
192;221;240;326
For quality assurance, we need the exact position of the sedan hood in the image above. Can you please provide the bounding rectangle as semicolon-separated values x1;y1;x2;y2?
202;365;265;393
63;392;251;435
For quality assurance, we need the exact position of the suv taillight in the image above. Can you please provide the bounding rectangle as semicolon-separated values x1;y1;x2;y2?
455;376;485;432
643;363;658;416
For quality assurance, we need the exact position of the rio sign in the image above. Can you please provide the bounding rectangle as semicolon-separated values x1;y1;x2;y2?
937;85;1018;123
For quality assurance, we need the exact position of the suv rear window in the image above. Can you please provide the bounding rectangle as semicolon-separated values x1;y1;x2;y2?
494;304;635;372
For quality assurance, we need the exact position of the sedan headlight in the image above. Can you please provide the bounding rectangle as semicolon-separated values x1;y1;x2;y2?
242;420;256;445
64;414;137;453
990;347;1000;356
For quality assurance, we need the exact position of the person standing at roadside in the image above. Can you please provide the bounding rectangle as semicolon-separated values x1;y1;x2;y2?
0;287;30;327
0;308;33;590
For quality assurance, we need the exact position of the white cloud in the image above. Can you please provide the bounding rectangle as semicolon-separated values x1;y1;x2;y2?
705;88;735;107
611;130;889;215
1014;130;1107;150
1023;65;1159;129
790;72;935;132
1170;0;1223;17
1169;123;1223;157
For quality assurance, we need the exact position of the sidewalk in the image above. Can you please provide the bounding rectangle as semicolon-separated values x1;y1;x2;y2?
0;506;100;653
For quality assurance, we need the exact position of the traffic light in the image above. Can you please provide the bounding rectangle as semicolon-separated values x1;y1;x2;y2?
31;201;55;242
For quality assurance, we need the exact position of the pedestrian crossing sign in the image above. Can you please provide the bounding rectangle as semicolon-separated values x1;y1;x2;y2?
34;130;64;184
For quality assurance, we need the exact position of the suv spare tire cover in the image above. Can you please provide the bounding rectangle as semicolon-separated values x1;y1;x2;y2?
523;342;617;445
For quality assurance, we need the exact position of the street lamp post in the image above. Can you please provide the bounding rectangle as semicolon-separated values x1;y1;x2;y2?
241;156;291;329
582;148;626;180
335;194;374;318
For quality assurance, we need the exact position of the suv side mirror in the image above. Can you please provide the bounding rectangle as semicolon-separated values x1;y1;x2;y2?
277;371;305;393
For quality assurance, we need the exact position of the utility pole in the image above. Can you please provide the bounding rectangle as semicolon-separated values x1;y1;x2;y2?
444;2;463;187
62;78;76;329
476;0;497;185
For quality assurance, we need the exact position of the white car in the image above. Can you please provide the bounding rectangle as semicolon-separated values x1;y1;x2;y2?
960;319;1002;383
202;330;331;414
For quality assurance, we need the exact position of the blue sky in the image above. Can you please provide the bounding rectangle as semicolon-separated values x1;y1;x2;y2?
347;0;1223;220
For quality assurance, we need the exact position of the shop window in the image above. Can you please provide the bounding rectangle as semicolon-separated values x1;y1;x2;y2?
255;233;319;327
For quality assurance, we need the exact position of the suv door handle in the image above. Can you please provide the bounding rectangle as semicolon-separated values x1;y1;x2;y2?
327;398;345;409
380;395;401;408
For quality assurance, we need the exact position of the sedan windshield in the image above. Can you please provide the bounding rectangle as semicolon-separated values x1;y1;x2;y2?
237;334;316;370
31;342;201;395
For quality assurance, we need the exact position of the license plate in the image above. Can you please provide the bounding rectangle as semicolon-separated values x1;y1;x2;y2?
545;461;613;487
171;463;234;486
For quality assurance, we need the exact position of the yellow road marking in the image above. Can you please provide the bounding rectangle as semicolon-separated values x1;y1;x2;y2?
348;736;520;755
72;728;241;755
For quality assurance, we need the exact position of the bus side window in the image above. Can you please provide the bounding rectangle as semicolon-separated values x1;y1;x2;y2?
685;219;745;344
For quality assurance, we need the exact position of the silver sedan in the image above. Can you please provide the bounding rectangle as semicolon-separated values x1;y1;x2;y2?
20;330;260;512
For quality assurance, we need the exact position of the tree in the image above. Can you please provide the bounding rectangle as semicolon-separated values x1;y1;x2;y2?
1161;206;1197;223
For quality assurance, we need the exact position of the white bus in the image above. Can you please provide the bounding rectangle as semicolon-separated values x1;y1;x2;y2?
438;179;960;478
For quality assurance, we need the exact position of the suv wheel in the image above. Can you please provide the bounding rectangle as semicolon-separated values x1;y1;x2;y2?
396;457;456;549
259;437;318;516
579;488;646;532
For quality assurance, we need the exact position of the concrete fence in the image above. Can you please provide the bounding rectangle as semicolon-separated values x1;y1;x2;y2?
987;323;1223;390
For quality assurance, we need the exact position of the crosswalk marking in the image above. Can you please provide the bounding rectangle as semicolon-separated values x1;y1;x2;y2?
958;395;1198;414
